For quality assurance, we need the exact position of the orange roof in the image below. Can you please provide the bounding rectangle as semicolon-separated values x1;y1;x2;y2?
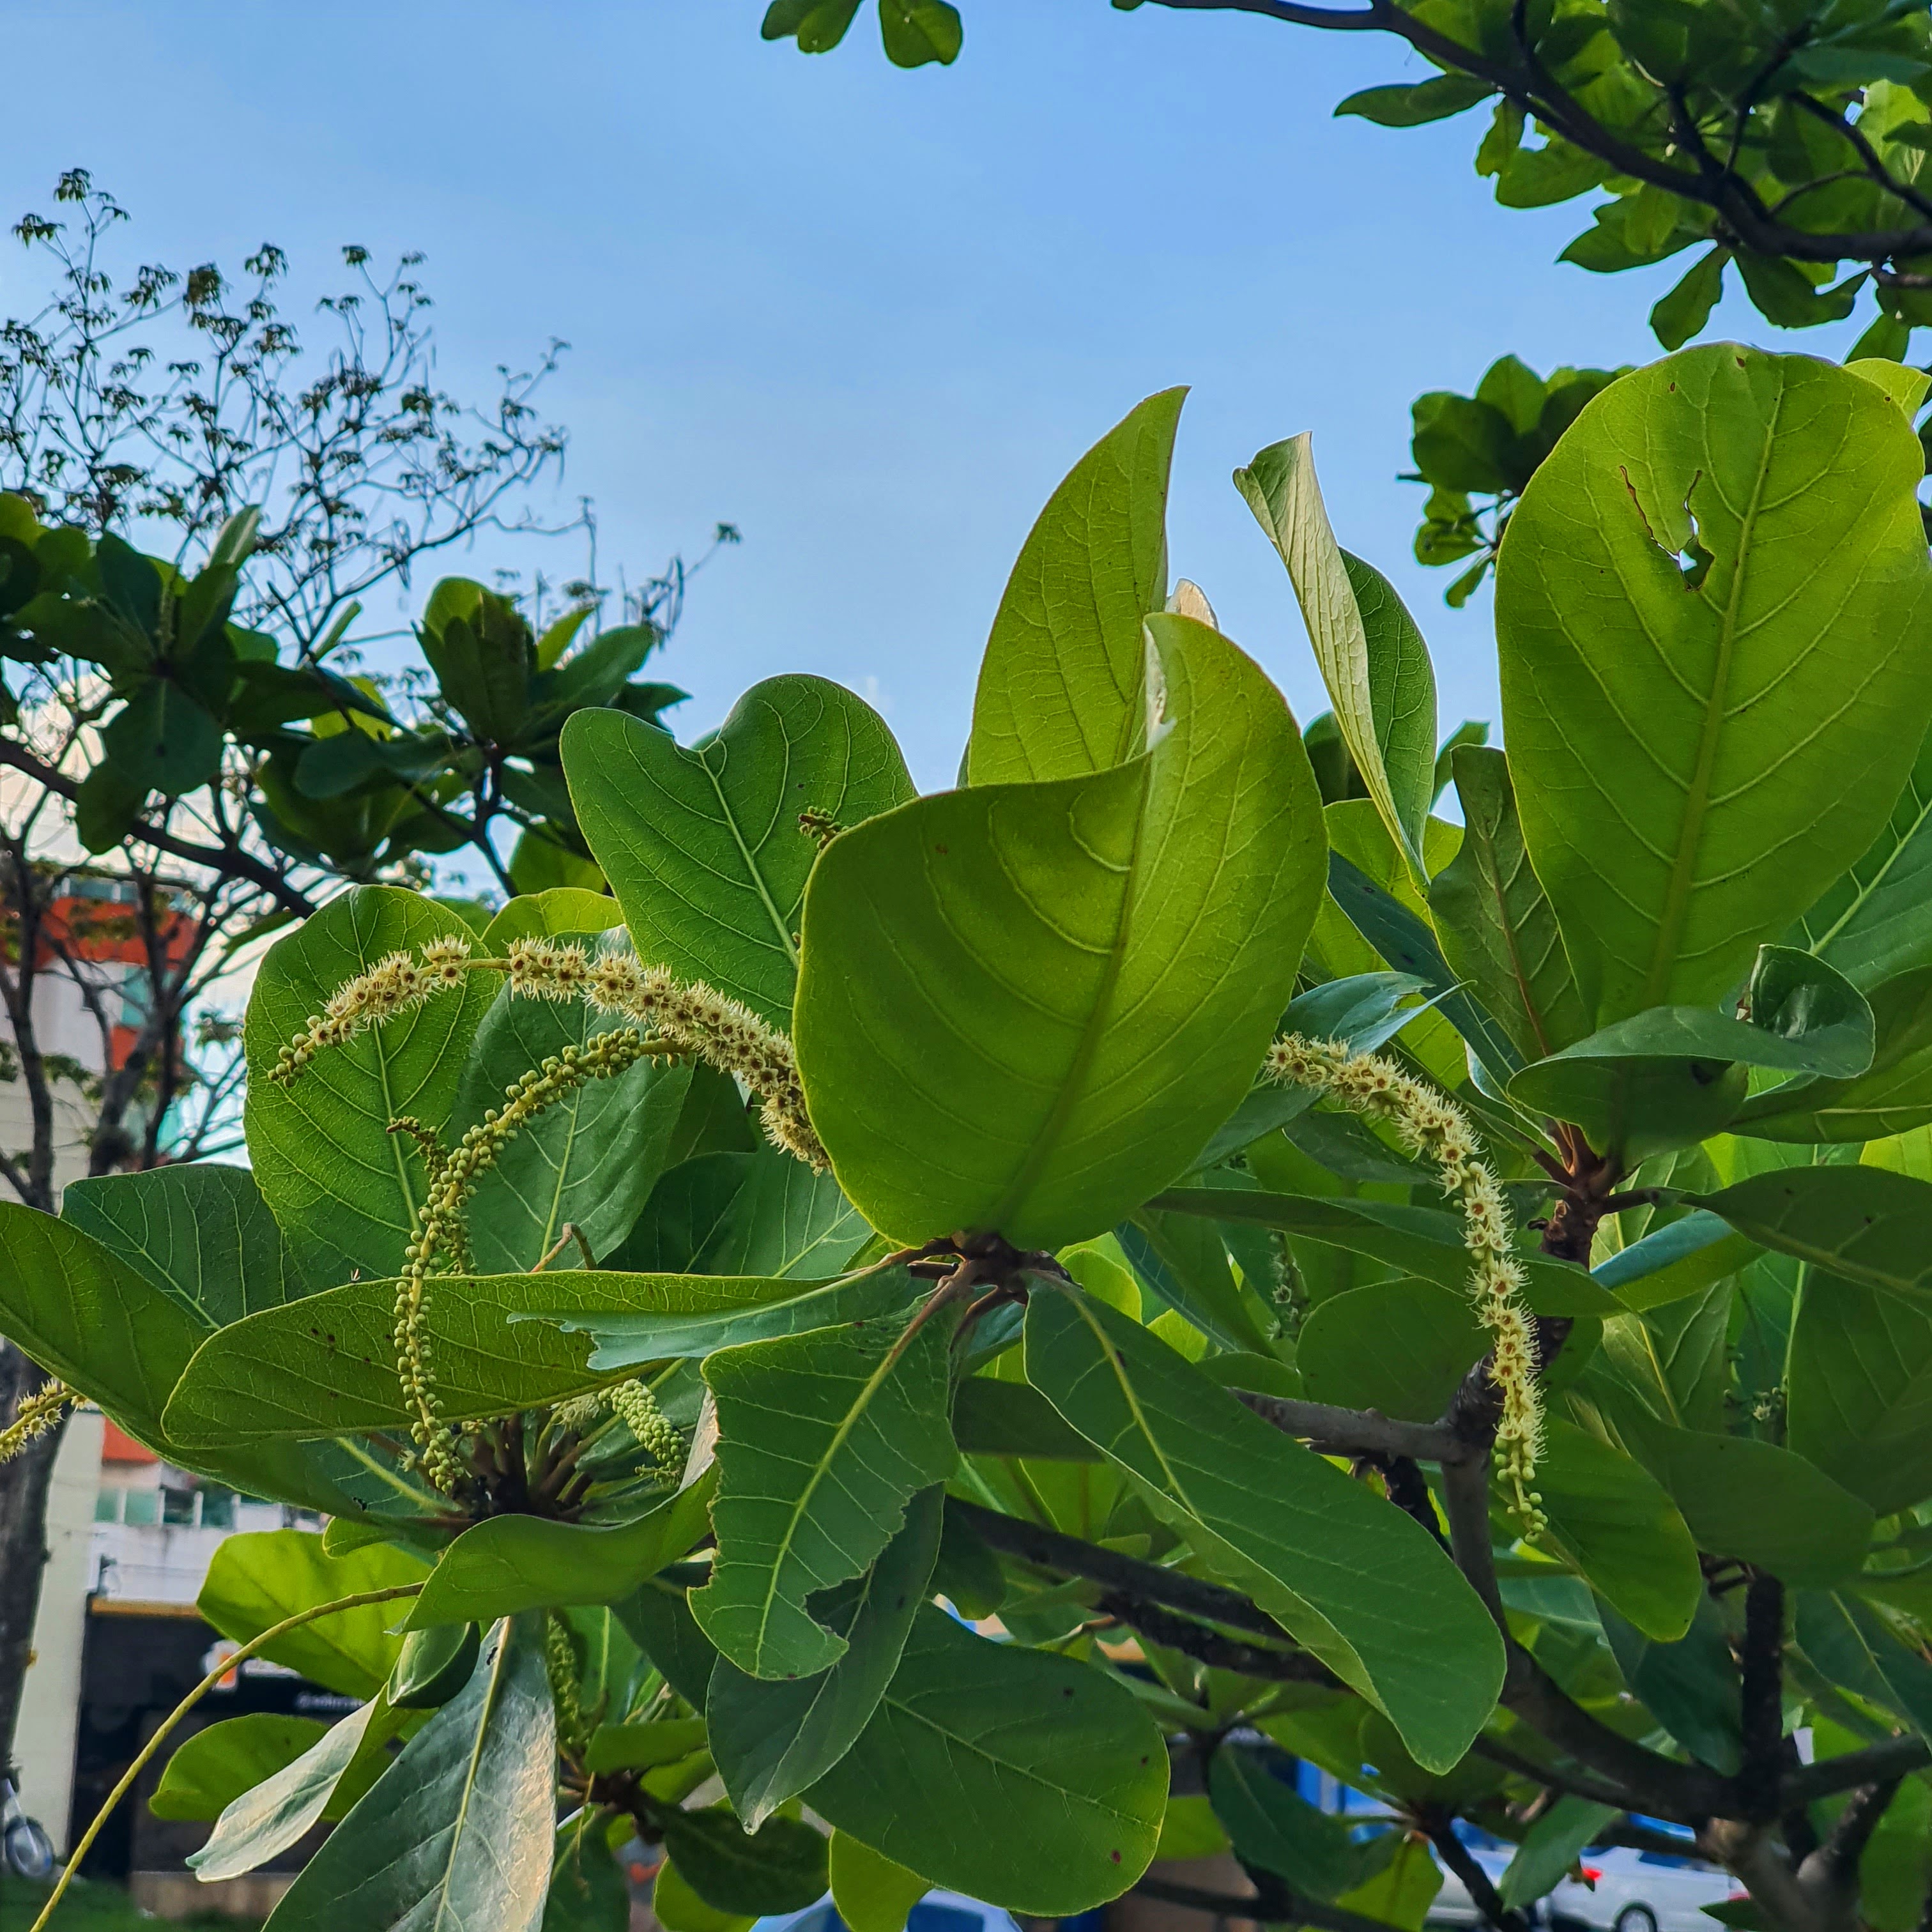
100;1421;157;1465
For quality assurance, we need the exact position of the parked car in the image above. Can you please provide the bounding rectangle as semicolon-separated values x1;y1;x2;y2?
1548;1845;1740;1932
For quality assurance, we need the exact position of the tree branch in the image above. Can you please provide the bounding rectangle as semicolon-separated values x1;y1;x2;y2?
1800;1778;1899;1889
1096;1591;1339;1685
1423;1809;1529;1932
1738;1573;1786;1821
1233;1389;1464;1464
1131;1873;1408;1932
1468;1735;1648;1814
1780;1734;1931;1809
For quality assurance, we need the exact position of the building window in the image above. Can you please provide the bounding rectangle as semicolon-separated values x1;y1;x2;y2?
122;1489;160;1526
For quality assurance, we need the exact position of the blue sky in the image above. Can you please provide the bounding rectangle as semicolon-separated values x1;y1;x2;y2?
4;2;1853;792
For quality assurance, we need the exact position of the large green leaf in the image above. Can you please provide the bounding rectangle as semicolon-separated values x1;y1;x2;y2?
1210;1745;1388;1897
562;677;913;1028
163;1269;855;1444
1788;1271;1932;1514
198;1532;428;1700
1296;1280;1485;1422
1498;1797;1620;1910
967;389;1183;786
1496;346;1932;1024
63;1163;313;1320
1694;1165;1932;1306
1508;1052;1748;1164
150;1713;328;1821
796;613;1323;1248
657;1806;829;1917
707;1486;942;1828
1153;1188;1618;1315
259;1614;555;1932
1116;1205;1276;1356
1792;716;1932;988
1236;436;1438;876
1793;1591;1932;1738
449;933;694;1271
243;887;498;1287
1630;1423;1874;1584
1024;1286;1504;1770
189;1700;388;1881
829;1832;929;1932
1732;969;1932;1142
691;1308;958;1678
404;1476;716;1629
608;1148;871;1279
1429;745;1590;1062
806;1605;1167;1916
1599;1597;1741;1774
1534;1419;1700;1641
1590;1209;1757;1313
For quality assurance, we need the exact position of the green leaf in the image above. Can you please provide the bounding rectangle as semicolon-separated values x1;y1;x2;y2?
1793;1591;1932;1738
1210;1745;1383;1897
1694;1165;1932;1307
1590;1210;1756;1314
544;1828;634;1932
1429;746;1590;1062
709;1485;940;1827
1152;1188;1618;1316
797;612;1323;1248
1600;1597;1742;1772
582;1717;710;1774
877;0;962;65
562;676;913;1029
1116;1206;1275;1356
63;1163;314;1320
449;942;694;1273
1335;73;1494;126
1787;1271;1932;1514
150;1713;328;1821
967;390;1184;787
1735;252;1864;330
692;1308;958;1678
1496;346;1932;1025
1499;1795;1620;1908
1633;1423;1874;1584
1792;717;1932;988
198;1531;427;1699
763;0;862;52
1506;1052;1748;1163
243;886;499;1287
163;1268;829;1445
1236;436;1438;875
1650;247;1729;350
416;578;532;742
542;1261;928;1374
405;1477;716;1630
101;678;223;795
829;1831;929;1932
806;1604;1167;1916
1023;1287;1504;1770
1296;1280;1485;1422
953;1376;1101;1459
1732;968;1932;1142
257;1613;556;1932
659;1807;829;1917
189;1699;387;1881
608;1148;871;1280
388;1622;481;1708
615;1578;719;1709
1535;1418;1700;1641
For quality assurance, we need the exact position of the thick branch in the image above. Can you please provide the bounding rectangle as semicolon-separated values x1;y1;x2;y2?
1802;1778;1900;1889
0;740;315;919
1096;1591;1338;1685
1780;1735;1931;1809
1468;1735;1647;1814
1738;1574;1786;1821
1424;1810;1529;1932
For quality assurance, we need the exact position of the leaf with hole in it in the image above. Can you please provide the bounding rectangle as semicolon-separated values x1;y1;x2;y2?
807;1604;1166;1915
1787;1271;1932;1515
562;676;912;1029
969;390;1184;788
692;1307;958;1680
1429;745;1590;1062
404;1475;716;1630
243;886;499;1288
608;1148;871;1280
197;1531;427;1700
188;1698;392;1882
448;933;694;1273
1295;1280;1485;1422
1535;1419;1700;1642
709;1485;941;1828
1023;1287;1503;1771
255;1614;556;1932
1236;436;1438;879
63;1163;315;1320
1496;346;1932;1025
798;613;1323;1249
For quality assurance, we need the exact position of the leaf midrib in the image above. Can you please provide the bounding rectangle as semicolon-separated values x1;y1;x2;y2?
698;732;800;976
1641;399;1783;1009
429;1618;512;1932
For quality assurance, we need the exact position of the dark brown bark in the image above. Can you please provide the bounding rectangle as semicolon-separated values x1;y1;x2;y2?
0;1349;66;1781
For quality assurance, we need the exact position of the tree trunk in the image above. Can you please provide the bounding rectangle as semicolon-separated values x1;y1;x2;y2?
0;1339;67;1779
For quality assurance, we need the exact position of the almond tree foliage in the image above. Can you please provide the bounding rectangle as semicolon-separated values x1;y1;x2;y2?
765;1;1932;360
0;175;712;1795
4;351;1931;1932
